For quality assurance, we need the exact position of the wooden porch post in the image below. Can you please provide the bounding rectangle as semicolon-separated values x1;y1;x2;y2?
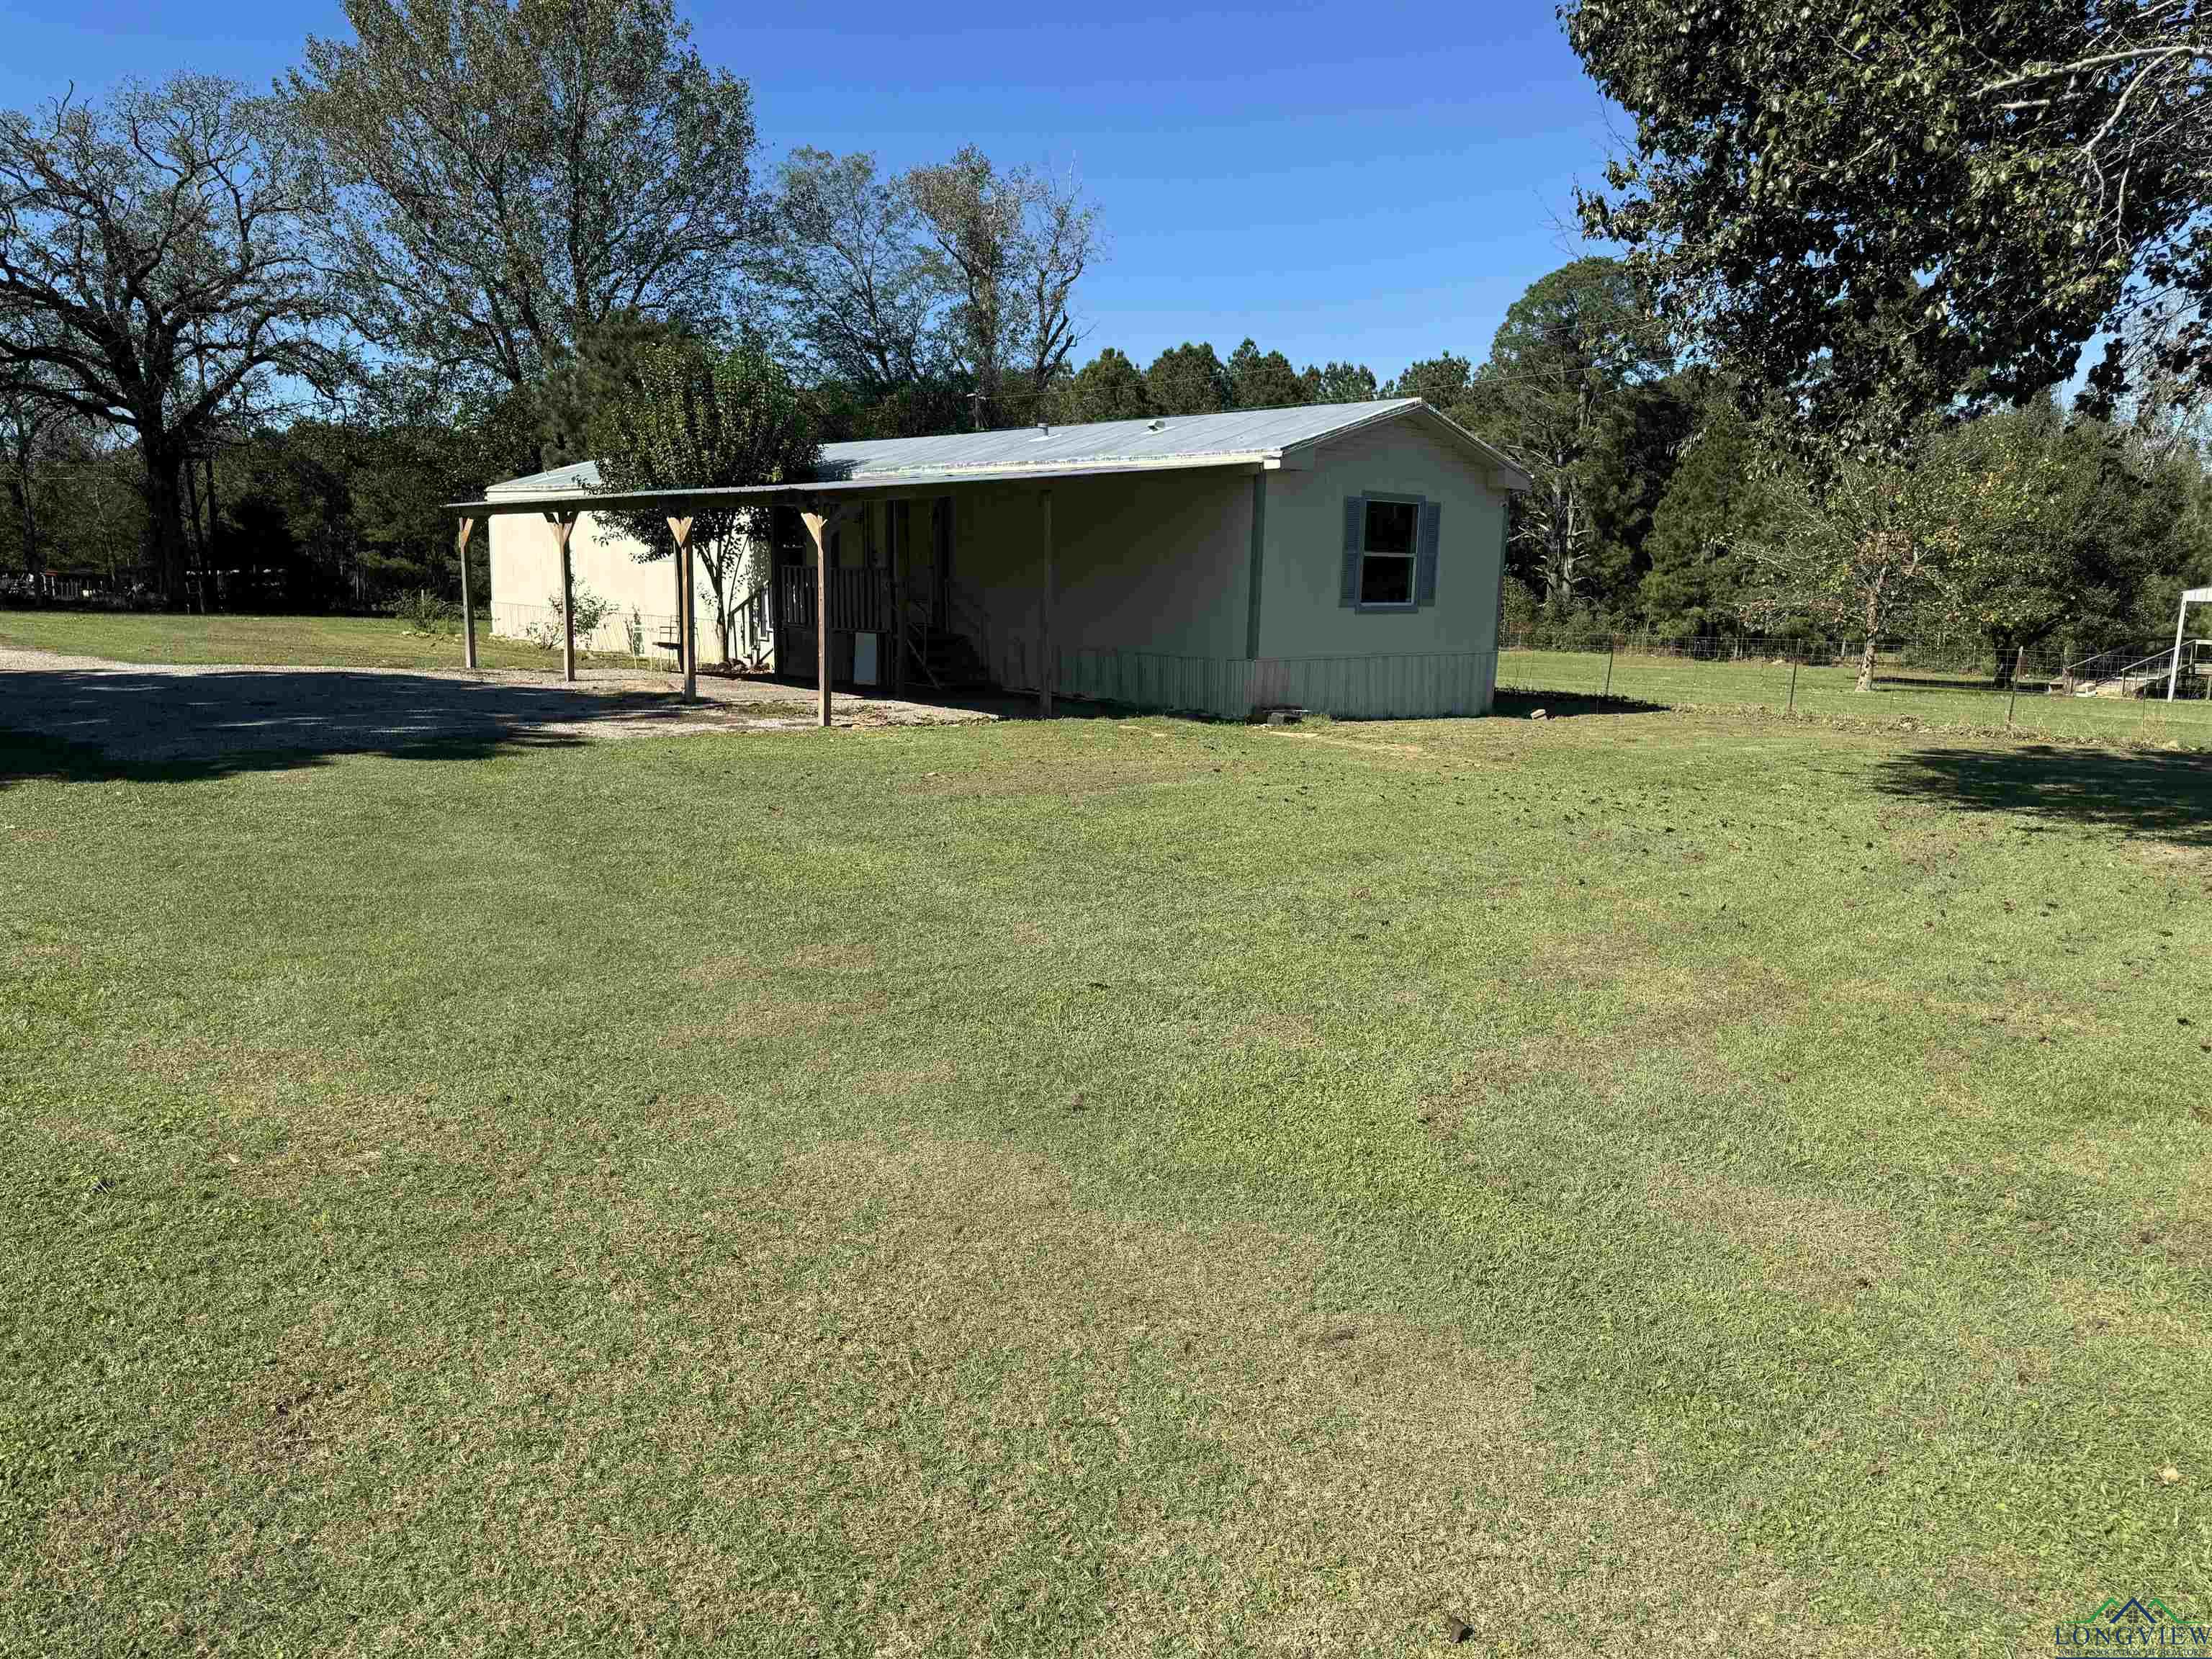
2168;594;2191;701
1038;489;1054;719
667;516;696;702
801;508;832;728
889;500;907;698
671;522;687;670
546;510;579;682
454;516;477;670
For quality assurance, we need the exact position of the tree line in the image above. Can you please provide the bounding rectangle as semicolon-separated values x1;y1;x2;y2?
5;0;2211;675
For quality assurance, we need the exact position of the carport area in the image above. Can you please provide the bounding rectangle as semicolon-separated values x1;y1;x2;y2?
0;647;997;771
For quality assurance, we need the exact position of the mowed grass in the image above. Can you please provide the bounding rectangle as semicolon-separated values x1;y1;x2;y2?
0;608;629;673
3;703;2209;1655
1500;646;2212;748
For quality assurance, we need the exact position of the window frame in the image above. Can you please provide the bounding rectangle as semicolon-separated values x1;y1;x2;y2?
1354;493;1424;612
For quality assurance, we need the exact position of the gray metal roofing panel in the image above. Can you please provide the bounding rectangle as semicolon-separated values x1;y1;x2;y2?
455;454;1265;513
815;399;1419;478
479;398;1532;496
485;459;602;496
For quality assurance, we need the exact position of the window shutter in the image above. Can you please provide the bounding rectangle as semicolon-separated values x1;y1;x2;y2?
1341;497;1364;608
1415;500;1441;607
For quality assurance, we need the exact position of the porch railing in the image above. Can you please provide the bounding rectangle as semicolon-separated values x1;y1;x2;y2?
774;565;886;636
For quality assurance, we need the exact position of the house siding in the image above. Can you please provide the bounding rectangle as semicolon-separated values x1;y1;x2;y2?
945;468;1254;691
1254;417;1506;714
487;509;743;664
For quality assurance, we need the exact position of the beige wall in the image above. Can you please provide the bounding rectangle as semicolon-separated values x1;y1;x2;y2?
487;508;752;663
1257;418;1506;691
943;469;1252;688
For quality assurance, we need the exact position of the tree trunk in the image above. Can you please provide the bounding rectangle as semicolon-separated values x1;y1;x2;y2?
702;557;731;665
4;471;38;587
1988;629;2017;688
1856;582;1881;693
142;440;192;610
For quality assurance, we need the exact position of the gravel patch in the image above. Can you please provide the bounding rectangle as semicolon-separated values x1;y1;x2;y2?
0;647;999;768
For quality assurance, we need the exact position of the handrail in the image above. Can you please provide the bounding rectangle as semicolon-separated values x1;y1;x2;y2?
896;575;993;690
2071;642;2177;692
2062;640;2164;683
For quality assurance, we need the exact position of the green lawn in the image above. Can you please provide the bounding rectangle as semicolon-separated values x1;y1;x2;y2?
1501;645;2212;748
0;608;654;673
4;694;2209;1653
12;610;2208;752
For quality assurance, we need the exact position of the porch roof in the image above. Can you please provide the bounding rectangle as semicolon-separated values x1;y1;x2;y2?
450;397;1531;516
453;451;1267;516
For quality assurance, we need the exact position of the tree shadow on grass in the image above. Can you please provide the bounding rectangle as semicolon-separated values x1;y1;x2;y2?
1871;744;2212;849
0;667;688;788
1492;689;1673;720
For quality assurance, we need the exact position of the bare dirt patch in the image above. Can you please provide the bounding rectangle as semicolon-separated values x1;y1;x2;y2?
1641;1167;1903;1303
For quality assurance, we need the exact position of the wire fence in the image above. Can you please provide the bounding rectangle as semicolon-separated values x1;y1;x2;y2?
487;599;686;662
1496;634;2212;745
487;597;772;669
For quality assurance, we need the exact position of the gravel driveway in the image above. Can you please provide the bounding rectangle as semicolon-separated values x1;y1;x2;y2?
0;647;997;769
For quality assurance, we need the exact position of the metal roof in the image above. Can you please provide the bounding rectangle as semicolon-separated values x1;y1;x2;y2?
477;399;1529;506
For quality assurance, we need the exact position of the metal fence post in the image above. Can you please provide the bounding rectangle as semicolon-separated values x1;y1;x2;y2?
1786;657;1799;716
2006;644;2024;729
1602;638;1615;699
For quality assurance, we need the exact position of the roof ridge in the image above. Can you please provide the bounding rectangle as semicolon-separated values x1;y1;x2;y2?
478;397;1531;497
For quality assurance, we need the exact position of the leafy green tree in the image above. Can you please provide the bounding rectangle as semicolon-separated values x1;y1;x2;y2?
906;148;1099;427
755;148;951;406
1740;429;1956;689
221;375;537;609
291;0;757;392
1924;403;2200;677
223;425;356;608
1583;375;1697;617
0;77;346;605
587;338;819;660
1457;258;1673;614
539;311;708;469
1055;348;1153;423
0;378;78;589
15;442;146;593
1565;1;2211;439
1642;399;1773;636
354;373;541;597
1388;354;1475;417
1226;339;1305;410
1143;342;1231;415
804;372;975;443
1302;361;1380;405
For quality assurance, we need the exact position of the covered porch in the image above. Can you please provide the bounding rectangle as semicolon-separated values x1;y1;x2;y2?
449;458;1256;727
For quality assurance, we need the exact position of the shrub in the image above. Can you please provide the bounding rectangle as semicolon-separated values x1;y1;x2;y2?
388;590;459;635
526;583;616;651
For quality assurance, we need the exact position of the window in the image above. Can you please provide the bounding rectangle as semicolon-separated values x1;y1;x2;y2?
1341;493;1439;612
1360;498;1418;606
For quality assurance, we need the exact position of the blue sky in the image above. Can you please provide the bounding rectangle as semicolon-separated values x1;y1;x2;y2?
0;0;1622;382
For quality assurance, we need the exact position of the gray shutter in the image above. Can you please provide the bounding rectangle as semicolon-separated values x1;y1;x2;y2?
1415;500;1441;607
1341;497;1364;607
